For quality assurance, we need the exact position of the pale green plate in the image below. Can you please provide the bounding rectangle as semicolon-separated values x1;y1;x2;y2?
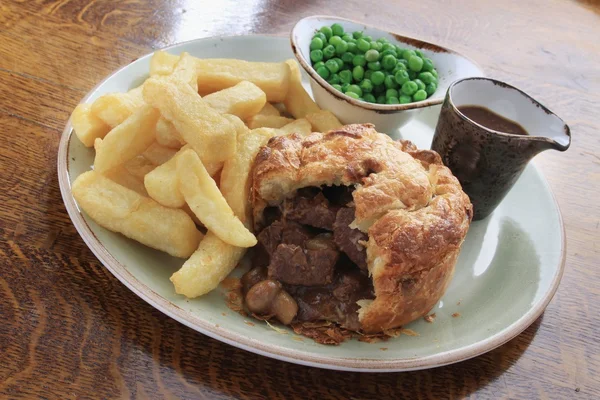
57;36;565;372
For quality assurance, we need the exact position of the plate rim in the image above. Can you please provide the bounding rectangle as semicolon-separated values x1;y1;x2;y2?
57;34;566;372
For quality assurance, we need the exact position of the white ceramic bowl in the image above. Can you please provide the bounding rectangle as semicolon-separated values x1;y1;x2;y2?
291;15;485;135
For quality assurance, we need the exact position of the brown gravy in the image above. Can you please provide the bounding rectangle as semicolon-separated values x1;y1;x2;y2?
458;105;528;135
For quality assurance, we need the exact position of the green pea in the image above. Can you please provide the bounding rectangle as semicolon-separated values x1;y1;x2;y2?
367;61;381;71
341;52;354;63
384;74;398;89
333;58;344;69
347;84;363;97
381;54;397;70
414;78;426;91
325;59;340;74
370;71;385;85
364;69;373;80
357;39;370;53
418;72;435;84
342;34;353;41
380;49;398;59
382;43;395;52
408;70;418;80
415;49;424;58
408;55;424;72
413;89;427;102
310;37;324;51
313;61;325;70
332;84;342;91
323;45;336;59
335;41;348;55
363;35;373;42
398;59;409;68
310;49;323;63
341;83;350;92
395;46;405;55
339;63;351;71
359;79;373;93
313;32;327;42
385;88;399;99
393;62;407;71
377;37;388;44
339;70;353;84
345;91;360;99
422;58;434;72
320;26;333;40
376;95;386;104
386;96;399;104
316;66;330;79
347;42;358;54
365;49;379;62
352;65;365;81
363;93;377;103
373;84;386;94
425;82;437;96
329;35;342;47
402;49;416;61
352;54;366;67
352;31;363;39
401;80;418;96
399;94;412;104
331;23;344;37
328;73;341;84
394;69;410;85
431;69;439;79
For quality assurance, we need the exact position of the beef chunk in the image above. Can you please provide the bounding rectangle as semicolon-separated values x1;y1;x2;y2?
257;220;312;256
268;244;339;286
290;271;374;331
283;192;338;230
333;207;368;271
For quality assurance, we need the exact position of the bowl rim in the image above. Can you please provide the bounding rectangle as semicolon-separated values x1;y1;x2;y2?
290;15;485;113
58;34;565;372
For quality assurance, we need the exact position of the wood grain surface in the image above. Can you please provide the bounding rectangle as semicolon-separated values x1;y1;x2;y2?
1;0;599;398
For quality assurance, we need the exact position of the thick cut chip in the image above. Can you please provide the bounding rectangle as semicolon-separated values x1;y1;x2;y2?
150;50;178;76
203;81;267;120
176;149;256;247
305;110;343;132
71;104;111;147
278;118;312;136
91;85;145;128
94;105;160;173
170;232;246;298
170;52;198;92
283;59;320;118
255;102;281;117
143;77;236;163
220;128;277;225
144;145;188;208
246;115;295;129
155;117;185;149
104;165;148;197
123;155;156;179
72;171;202;258
141;142;177;165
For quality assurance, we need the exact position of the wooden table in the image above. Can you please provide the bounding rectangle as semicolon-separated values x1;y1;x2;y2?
1;0;598;398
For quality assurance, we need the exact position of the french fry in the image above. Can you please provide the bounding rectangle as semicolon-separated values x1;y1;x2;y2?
255;102;281;117
123;155;157;180
278;118;312;136
246;114;295;129
203;81;267;120
283;59;320;118
222;113;249;137
104;165;149;197
149;50;178;76
220;128;277;225
306;110;343;132
72;171;202;258
170;232;246;298
155;117;185;149
141;142;177;165
176;149;256;247
170;52;198;92
71;104;111;147
94;105;160;173
143;77;236;163
91;85;145;128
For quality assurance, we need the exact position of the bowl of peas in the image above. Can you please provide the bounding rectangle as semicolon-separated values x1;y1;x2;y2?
291;16;484;134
